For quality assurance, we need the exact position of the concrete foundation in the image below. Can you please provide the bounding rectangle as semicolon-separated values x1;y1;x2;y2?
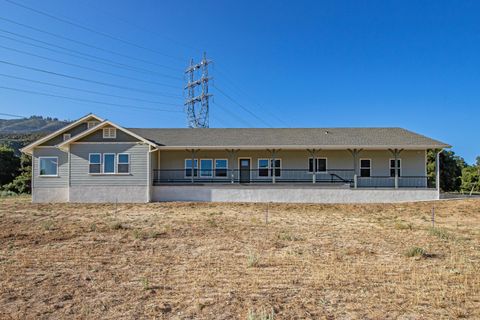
152;185;439;203
32;187;69;203
69;186;149;203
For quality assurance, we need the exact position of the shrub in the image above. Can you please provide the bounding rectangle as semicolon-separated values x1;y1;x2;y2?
394;221;413;230
405;246;426;258
429;227;453;240
247;308;275;320
41;220;55;231
247;251;259;268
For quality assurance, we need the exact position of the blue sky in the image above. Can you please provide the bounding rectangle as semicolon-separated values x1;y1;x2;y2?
0;0;479;163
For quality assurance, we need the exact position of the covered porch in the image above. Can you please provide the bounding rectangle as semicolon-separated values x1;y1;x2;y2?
151;148;440;190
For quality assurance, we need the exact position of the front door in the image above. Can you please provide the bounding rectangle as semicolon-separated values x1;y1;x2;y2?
239;158;251;183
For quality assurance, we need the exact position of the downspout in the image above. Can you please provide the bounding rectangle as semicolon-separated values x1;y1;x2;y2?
436;149;442;199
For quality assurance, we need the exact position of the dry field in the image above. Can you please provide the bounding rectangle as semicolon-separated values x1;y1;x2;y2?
0;197;479;319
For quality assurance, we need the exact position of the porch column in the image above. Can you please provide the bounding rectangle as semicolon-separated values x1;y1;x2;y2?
389;149;403;189
187;149;199;183
226;149;239;184
436;150;441;196
307;149;320;184
267;149;280;184
348;149;362;188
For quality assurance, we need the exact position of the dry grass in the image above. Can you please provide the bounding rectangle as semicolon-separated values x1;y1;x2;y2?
0;196;479;319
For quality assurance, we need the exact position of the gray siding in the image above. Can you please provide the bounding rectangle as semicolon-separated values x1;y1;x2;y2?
32;147;69;188
70;143;149;186
40;123;89;146
77;126;139;143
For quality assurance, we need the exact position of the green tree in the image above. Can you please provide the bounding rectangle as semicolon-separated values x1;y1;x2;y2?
461;166;480;194
0;145;20;186
427;150;465;192
3;154;32;194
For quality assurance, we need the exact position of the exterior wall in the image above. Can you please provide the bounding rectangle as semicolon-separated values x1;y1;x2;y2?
69;143;150;186
158;149;427;176
69;186;148;203
152;185;439;203
77;126;139;143
32;147;69;203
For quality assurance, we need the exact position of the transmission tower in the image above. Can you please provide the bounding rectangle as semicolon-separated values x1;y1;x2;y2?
184;52;213;128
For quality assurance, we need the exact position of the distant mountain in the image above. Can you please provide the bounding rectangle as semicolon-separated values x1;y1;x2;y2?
0;116;71;155
0;116;70;134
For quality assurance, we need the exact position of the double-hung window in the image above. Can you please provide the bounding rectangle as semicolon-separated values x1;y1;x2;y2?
185;159;198;177
390;159;401;177
215;159;228;177
200;159;213;177
360;159;371;177
308;157;327;173
103;154;116;174
89;153;101;174
118;154;130;173
258;159;281;177
39;157;58;176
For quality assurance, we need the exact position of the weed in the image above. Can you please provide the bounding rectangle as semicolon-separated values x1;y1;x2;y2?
89;223;97;232
394;221;413;230
277;231;302;241
247;308;275;320
141;277;149;290
110;221;126;230
247;251;260;268
405;246;426;258
429;227;453;240
41;220;54;231
133;229;163;240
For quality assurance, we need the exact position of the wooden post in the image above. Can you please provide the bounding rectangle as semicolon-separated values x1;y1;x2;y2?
268;149;279;184
307;149;319;184
226;149;239;184
348;149;362;189
187;149;198;183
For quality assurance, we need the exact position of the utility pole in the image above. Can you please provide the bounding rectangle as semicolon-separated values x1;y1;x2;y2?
184;52;213;128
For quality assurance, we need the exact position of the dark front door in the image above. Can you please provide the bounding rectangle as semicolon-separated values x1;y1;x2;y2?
239;158;251;183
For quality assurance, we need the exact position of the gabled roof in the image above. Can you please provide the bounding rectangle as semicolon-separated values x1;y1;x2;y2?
57;120;159;150
128;127;450;149
20;113;103;155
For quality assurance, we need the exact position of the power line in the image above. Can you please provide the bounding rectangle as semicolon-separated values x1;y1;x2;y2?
216;67;290;127
0;43;181;89
0;60;183;99
0;86;184;113
0;28;183;80
4;0;186;63
0;16;184;73
212;101;254;127
0;73;183;107
0;112;25;118
214;85;273;127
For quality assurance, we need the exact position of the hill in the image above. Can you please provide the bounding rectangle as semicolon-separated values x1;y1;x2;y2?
0;116;71;155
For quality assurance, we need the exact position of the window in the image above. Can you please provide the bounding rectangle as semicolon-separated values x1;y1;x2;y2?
39;157;58;176
118;154;130;173
87;121;99;129
360;159;371;177
89;153;101;174
63;133;71;141
185;159;198;177
258;159;281;177
103;154;116;174
308;157;327;173
215;159;228;177
390;159;401;177
103;127;116;139
258;159;269;177
200;159;213;177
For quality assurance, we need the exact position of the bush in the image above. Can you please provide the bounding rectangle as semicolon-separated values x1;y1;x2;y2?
247;251;260;268
247;308;275;320
405;246;426;258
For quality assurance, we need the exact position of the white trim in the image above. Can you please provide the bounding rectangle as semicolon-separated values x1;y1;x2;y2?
38;156;59;177
214;158;229;178
117;153;130;174
389;158;402;177
199;158;213;177
238;157;252;182
184;158;198;178
308;157;328;173
57;120;158;150
102;127;117;139
153;145;450;150
87;121;99;129
359;158;372;177
63;133;71;141
20;114;103;154
103;153;116;174
88;153;102;174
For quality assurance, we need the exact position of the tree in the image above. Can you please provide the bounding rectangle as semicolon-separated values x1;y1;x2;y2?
427;150;465;192
3;154;32;194
461;166;480;194
0;145;20;186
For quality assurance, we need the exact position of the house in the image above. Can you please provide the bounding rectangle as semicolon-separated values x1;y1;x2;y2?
21;113;450;204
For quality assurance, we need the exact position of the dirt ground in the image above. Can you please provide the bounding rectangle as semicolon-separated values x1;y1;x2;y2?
0;197;479;319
